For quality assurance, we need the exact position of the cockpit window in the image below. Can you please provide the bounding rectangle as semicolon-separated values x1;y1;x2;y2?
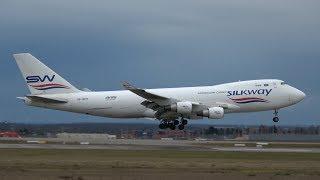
281;82;286;85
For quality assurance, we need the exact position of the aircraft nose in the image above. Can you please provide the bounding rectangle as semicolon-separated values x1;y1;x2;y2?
291;88;306;103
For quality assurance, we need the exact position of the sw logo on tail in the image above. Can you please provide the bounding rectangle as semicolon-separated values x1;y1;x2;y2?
26;75;55;83
26;75;69;90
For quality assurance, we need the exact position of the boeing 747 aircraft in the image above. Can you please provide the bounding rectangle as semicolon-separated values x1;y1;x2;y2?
13;53;305;130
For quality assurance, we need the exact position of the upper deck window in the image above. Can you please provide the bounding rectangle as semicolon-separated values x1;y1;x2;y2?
264;84;269;87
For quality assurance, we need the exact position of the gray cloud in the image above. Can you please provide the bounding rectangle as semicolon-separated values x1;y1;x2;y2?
1;0;319;125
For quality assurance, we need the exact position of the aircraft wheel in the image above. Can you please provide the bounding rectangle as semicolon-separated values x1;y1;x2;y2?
178;124;184;130
173;120;179;125
159;123;166;129
273;117;279;122
182;119;188;125
169;123;176;130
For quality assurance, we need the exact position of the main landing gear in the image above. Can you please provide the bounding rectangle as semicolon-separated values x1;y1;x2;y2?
273;109;279;122
158;121;176;130
159;118;188;130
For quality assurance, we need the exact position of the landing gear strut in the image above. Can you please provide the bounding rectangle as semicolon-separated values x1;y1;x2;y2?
273;110;279;122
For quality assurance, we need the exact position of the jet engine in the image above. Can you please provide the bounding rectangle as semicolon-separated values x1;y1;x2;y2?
170;101;193;115
202;107;224;119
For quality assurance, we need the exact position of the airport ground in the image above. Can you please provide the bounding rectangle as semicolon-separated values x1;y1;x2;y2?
0;148;320;180
1;139;320;180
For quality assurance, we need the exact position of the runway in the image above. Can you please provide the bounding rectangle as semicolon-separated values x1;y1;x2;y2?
212;147;320;153
1;142;320;153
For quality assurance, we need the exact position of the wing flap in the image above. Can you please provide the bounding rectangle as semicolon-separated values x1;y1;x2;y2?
141;100;161;111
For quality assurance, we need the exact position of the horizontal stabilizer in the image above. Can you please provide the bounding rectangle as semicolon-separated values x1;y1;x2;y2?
25;95;68;103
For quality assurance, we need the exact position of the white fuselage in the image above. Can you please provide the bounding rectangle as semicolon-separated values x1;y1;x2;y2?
25;79;305;120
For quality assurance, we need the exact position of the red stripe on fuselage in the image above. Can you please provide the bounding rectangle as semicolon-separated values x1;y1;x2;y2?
29;83;67;88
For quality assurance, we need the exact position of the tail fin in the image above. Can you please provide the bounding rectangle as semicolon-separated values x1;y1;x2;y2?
13;53;81;94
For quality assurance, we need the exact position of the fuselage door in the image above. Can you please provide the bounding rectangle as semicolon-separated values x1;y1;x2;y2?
273;82;278;89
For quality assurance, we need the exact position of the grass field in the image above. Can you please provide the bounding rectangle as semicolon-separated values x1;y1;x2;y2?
0;148;320;180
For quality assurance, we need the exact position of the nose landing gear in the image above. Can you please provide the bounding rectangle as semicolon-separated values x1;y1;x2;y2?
273;109;279;122
273;116;279;122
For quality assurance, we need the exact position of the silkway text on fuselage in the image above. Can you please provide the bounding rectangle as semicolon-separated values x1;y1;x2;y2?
227;89;272;96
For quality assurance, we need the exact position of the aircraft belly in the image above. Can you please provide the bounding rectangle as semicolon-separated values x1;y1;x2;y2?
86;101;147;118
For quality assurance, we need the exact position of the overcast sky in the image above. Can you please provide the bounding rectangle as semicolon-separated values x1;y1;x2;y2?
1;0;319;125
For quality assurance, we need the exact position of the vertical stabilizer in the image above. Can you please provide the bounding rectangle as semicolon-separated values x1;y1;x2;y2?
13;53;81;94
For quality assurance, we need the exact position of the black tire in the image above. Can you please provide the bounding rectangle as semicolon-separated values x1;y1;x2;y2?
159;123;166;129
182;119;188;125
169;123;176;130
178;124;184;130
273;117;279;122
173;120;179;125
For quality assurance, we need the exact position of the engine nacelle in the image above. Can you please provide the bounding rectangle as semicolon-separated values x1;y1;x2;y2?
170;101;193;115
202;107;224;119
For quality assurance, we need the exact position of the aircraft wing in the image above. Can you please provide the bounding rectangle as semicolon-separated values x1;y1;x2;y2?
123;82;206;120
122;82;177;106
123;82;239;120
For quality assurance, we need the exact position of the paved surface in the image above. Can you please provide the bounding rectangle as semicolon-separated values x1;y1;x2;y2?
1;143;320;153
212;147;320;153
1;137;320;153
0;143;207;151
